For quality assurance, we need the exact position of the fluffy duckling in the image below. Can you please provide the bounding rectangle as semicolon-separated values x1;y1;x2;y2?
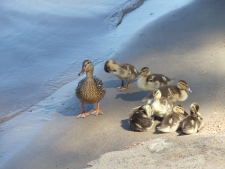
148;89;173;118
104;60;138;91
157;104;188;133
136;67;174;91
76;60;106;118
182;103;203;134
129;104;154;132
143;80;192;104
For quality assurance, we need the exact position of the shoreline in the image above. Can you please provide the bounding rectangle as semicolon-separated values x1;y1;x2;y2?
2;0;225;168
0;0;193;123
0;0;121;123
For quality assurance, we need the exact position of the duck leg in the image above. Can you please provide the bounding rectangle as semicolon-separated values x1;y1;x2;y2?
116;80;124;89
77;102;90;119
118;80;129;91
91;101;103;116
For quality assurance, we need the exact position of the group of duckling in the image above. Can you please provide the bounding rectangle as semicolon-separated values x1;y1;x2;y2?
76;59;203;135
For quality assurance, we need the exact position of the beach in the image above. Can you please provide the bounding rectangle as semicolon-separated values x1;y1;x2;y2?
1;0;225;168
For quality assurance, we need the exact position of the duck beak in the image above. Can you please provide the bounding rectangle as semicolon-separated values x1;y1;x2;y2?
144;107;151;118
184;111;189;116
106;67;116;72
78;68;87;76
111;67;116;71
186;88;192;93
135;73;142;79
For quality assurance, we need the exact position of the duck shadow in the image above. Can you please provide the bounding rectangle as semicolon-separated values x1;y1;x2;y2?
153;123;164;134
121;119;132;131
56;95;94;117
115;91;148;102
176;129;185;136
154;116;163;122
103;79;137;89
153;122;184;136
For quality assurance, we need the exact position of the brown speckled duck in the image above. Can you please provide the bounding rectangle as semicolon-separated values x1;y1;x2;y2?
136;67;174;91
143;80;192;104
182;103;203;134
104;60;138;91
129;104;154;132
76;60;106;118
157;104;188;133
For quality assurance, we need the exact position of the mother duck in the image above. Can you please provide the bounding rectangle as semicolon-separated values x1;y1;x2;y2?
76;60;106;118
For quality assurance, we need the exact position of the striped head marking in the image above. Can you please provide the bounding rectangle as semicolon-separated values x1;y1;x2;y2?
136;67;150;79
83;60;92;67
173;104;184;114
177;80;192;92
78;60;93;76
190;102;200;114
140;67;150;76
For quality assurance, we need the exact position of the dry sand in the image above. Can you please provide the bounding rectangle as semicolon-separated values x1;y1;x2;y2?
2;0;225;168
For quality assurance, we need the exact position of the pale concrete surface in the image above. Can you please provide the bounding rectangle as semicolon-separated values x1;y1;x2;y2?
86;135;225;169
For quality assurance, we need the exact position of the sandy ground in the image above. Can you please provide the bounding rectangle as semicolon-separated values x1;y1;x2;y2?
2;0;225;168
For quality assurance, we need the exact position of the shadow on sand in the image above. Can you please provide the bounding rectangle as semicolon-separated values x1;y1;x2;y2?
56;95;95;117
121;119;132;131
115;91;149;102
103;79;137;89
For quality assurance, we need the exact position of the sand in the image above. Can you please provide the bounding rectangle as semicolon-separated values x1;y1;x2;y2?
1;0;225;168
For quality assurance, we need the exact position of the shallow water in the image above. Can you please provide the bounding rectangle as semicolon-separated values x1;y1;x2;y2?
0;0;129;122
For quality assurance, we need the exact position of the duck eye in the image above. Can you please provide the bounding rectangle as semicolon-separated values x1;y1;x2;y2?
86;61;92;65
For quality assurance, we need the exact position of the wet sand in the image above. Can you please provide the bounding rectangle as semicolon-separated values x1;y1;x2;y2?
2;0;225;168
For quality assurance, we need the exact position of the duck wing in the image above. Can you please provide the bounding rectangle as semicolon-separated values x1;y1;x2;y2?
146;74;171;85
121;63;139;80
143;85;179;101
93;76;106;95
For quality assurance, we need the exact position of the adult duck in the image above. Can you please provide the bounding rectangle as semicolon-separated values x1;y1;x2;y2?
76;60;106;118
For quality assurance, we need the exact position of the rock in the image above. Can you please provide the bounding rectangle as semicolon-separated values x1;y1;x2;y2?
85;135;225;169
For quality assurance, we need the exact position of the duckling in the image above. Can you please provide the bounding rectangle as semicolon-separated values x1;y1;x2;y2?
143;80;192;104
148;89;173;118
182;103;203;134
136;67;174;91
104;60;138;91
76;60;106;118
157;104;188;133
129;104;154;132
